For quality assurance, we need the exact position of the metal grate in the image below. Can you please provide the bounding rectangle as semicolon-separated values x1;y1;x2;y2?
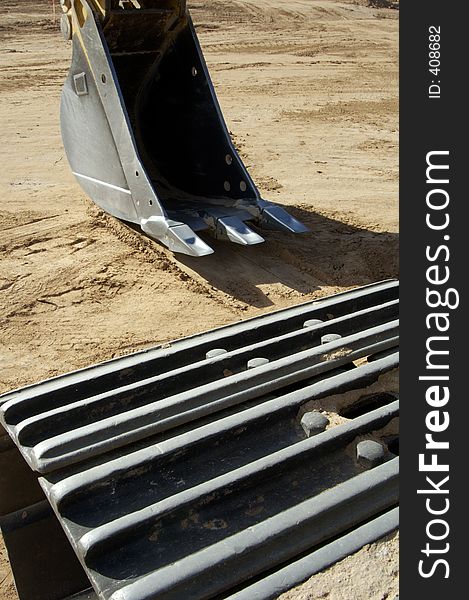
0;281;399;600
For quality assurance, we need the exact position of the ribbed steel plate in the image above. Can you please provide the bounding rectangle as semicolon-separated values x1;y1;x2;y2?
0;281;399;600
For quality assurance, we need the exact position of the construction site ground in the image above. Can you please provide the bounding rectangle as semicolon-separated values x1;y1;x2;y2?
0;1;399;598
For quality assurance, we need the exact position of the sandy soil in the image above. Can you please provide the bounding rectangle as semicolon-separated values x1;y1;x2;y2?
0;1;398;598
279;532;399;600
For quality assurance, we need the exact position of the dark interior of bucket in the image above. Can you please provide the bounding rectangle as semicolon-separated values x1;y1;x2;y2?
103;6;258;207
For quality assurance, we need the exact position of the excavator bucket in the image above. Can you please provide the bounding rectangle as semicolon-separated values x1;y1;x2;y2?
59;0;308;256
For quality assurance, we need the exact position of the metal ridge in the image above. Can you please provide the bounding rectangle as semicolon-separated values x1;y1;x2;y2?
0;281;400;600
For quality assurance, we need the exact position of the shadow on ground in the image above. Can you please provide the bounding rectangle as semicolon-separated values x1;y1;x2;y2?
176;205;399;308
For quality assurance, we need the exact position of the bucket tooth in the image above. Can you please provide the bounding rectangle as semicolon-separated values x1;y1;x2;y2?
141;217;214;257
210;215;265;246
163;223;214;257
59;0;307;255
257;202;310;234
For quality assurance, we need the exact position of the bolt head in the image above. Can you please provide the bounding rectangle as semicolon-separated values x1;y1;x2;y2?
356;440;386;468
205;348;228;359
247;357;270;369
303;319;323;328
300;411;329;437
321;333;342;344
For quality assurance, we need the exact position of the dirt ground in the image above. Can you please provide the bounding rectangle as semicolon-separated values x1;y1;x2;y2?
0;1;398;598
